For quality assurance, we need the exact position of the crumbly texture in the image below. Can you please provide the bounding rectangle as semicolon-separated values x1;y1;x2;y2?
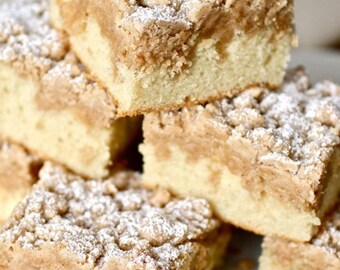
54;0;293;73
260;204;340;270
0;140;40;223
51;0;294;115
143;67;340;211
0;0;117;127
0;163;228;269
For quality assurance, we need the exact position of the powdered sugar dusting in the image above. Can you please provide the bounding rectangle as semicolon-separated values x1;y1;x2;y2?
173;67;339;182
0;163;220;268
0;0;67;77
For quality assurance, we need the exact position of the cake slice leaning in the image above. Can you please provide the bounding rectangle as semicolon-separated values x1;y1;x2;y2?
0;162;230;270
260;202;340;270
0;0;139;179
50;0;296;115
140;68;340;241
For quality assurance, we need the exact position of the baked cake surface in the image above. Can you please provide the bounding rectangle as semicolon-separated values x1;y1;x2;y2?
0;162;229;270
260;203;340;270
0;0;139;178
0;141;40;224
141;68;340;241
51;0;296;115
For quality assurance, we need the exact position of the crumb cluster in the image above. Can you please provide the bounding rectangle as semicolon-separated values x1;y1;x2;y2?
1;163;220;268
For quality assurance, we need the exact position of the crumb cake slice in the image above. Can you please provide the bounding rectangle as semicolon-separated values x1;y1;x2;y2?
0;163;230;270
50;0;296;115
0;141;41;224
260;203;340;270
141;68;340;241
0;0;139;179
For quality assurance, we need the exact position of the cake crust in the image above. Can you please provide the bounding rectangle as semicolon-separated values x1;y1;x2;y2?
0;163;229;269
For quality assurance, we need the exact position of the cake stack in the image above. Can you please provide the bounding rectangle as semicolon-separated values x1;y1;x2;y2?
0;0;339;269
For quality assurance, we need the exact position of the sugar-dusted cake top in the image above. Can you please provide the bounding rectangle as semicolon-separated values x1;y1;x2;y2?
215;67;339;162
312;205;340;259
159;67;339;177
54;0;294;72
1;163;220;268
0;0;117;126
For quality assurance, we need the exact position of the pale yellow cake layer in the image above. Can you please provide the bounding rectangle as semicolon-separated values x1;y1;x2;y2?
0;63;133;178
260;201;340;269
141;143;327;241
260;246;340;270
50;0;294;115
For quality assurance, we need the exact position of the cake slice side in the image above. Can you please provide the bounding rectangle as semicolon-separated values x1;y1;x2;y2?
51;0;296;115
0;0;139;178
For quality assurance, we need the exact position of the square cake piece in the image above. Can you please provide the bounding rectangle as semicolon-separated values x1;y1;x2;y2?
260;203;340;270
51;0;296;115
0;0;139;179
141;68;340;241
0;162;230;270
0;141;41;224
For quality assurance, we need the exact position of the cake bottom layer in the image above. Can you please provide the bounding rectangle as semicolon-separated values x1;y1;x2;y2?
141;144;339;241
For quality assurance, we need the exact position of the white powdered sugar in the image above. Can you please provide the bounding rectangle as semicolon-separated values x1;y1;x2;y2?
0;163;220;268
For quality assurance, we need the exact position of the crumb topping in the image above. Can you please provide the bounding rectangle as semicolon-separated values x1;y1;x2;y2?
56;0;294;74
1;163;219;268
312;205;340;259
214;68;340;163
0;0;117;126
149;68;340;208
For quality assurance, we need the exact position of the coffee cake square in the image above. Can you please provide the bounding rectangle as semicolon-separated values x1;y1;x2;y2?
51;0;296;115
141;68;340;241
